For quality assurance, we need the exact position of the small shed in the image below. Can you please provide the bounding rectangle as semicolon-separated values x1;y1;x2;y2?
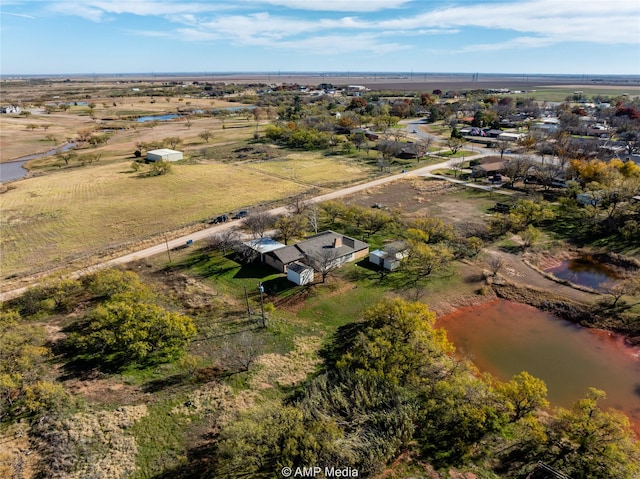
369;241;409;271
147;148;183;162
287;262;314;286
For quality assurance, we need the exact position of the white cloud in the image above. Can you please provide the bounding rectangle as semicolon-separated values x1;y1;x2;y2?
0;11;37;20
379;0;640;45
238;0;412;12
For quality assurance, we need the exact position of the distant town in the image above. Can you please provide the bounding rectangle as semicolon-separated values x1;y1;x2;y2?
1;72;639;479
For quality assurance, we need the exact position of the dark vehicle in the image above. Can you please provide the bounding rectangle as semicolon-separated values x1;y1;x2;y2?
212;214;228;224
494;203;511;213
232;210;249;220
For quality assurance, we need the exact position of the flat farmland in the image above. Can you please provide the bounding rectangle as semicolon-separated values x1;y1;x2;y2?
245;152;372;186
0;160;318;279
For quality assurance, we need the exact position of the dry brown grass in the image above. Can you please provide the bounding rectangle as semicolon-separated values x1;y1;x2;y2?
249;336;323;389
0;159;309;278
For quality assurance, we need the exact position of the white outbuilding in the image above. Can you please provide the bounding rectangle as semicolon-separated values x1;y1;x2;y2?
146;149;183;162
286;261;314;286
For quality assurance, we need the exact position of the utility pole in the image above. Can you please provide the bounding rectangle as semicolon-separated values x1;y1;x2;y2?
244;285;251;321
258;282;266;327
164;234;172;263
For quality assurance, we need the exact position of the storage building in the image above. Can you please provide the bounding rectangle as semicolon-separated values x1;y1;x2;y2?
146;149;183;162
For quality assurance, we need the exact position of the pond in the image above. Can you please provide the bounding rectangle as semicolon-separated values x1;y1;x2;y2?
136;113;180;122
436;299;640;431
545;255;620;291
0;142;77;182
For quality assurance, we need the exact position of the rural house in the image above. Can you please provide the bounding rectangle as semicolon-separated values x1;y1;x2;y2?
263;231;369;274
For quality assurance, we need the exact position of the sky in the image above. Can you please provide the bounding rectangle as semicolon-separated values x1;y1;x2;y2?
1;0;639;75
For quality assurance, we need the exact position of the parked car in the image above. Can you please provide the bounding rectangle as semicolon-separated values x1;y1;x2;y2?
211;214;228;224
232;210;249;220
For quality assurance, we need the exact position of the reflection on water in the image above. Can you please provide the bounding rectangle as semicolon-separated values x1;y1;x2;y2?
546;255;619;291
136;114;180;122
437;299;640;431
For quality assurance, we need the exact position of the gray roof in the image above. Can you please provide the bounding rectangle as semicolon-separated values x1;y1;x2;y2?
288;261;312;274
267;245;305;264
295;231;368;262
267;231;368;265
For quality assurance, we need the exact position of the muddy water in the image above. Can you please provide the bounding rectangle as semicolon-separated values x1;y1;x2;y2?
546;255;619;291
436;299;640;430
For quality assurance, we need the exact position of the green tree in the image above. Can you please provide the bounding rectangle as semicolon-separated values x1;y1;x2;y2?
542;388;640;479
496;371;549;422
164;136;182;149
521;224;541;249
84;268;152;301
334;298;454;388
68;301;196;368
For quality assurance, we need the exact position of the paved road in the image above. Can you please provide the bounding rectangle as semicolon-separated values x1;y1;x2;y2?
0;148;495;302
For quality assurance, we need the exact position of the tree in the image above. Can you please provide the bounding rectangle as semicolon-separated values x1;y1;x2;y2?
26;124;38;131
360;209;393;238
67;301;196;368
520;224;541;249
502;156;532;187
446;137;466;155
242;211;275;239
496;371;549;422
149;160;172;176
542;388;640;479
275;214;308;245
308;246;342;283
403;242;453;286
199;130;213;143
220;331;264;373
209;229;241;255
334;298;454;388
493;138;512;159
164;136;183;149
606;276;640;308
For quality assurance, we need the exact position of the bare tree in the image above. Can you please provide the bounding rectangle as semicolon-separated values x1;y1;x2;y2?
308;247;342;283
493;138;512;159
307;205;320;234
220;331;264;373
414;136;434;158
488;255;505;277
199;130;213;143
242;211;275;239
502;156;533;187
287;196;310;216
209;229;241;255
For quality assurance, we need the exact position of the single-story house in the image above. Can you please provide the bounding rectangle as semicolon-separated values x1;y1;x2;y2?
287;261;314;286
369;240;409;271
471;161;505;177
146;148;183;162
497;132;525;142
263;231;369;274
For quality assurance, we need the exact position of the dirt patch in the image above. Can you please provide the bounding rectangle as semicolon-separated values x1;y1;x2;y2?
64;376;151;405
